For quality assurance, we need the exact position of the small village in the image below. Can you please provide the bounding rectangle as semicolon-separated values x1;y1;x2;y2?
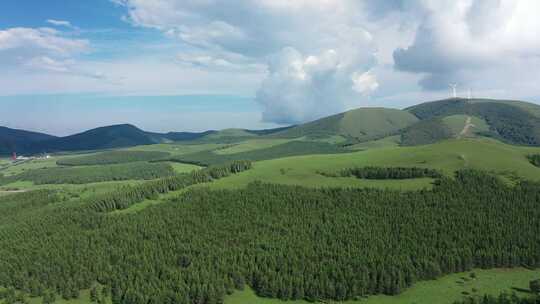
10;152;51;162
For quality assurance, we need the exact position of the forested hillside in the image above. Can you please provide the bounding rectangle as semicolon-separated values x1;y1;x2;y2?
0;126;57;155
407;99;540;146
1;170;540;304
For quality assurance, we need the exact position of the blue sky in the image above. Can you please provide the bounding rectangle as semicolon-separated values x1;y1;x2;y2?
1;1;539;135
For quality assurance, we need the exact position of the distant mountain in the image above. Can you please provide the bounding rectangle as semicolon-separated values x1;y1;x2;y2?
4;98;540;155
0;127;57;155
30;124;161;153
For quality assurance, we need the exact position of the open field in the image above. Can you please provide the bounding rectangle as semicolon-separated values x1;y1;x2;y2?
168;162;201;173
0;179;145;201
346;135;401;150
205;138;540;190
0;158;59;176
225;268;540;304
124;143;227;155
214;138;293;154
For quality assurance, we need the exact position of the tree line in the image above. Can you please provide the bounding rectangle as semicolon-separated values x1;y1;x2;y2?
0;169;539;304
320;166;442;179
529;154;540;167
453;291;540;304
1;162;175;185
87;160;252;212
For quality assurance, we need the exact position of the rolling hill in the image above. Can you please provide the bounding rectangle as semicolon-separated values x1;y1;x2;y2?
29;124;164;153
405;98;540;146
271;107;419;142
4;98;540;156
0;126;57;155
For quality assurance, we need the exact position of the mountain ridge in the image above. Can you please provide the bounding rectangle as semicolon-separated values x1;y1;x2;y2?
3;98;540;155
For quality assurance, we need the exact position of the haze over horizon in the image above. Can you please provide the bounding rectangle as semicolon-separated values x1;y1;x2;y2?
2;0;540;136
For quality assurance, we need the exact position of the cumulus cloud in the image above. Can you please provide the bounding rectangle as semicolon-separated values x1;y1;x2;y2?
256;47;378;124
114;0;382;124
393;0;540;90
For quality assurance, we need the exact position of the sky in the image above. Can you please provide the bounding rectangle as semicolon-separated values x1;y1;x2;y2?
1;0;540;136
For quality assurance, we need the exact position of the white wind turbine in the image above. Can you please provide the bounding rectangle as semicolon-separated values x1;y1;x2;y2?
449;83;458;98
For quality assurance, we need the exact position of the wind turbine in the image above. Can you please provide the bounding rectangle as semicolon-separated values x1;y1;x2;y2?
449;83;458;98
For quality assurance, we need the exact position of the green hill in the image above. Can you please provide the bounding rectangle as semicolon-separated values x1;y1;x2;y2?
406;98;540;146
272;107;419;142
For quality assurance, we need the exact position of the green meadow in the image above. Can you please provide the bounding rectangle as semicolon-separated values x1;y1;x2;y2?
225;268;540;304
206;138;540;190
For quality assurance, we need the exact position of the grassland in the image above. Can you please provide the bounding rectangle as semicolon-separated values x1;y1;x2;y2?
168;162;201;173
0;180;145;202
124;143;227;155
0;158;59;176
225;268;540;304
346;135;401;150
274;108;418;141
339;108;418;139
214;139;293;154
206;138;540;190
169;141;347;166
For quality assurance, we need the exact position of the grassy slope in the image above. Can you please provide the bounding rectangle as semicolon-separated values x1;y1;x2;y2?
346;136;401;150
225;268;540;304
273;108;418;141
171;141;347;166
1;158;59;176
214;139;294;155
206;138;540;190
339;108;418;139
168;162;201;173
0;180;144;197
124;143;226;155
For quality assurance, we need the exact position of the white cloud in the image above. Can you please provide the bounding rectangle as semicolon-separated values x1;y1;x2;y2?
46;19;75;29
0;26;114;86
0;27;88;57
256;47;378;124
114;0;382;123
352;71;379;95
393;0;540;89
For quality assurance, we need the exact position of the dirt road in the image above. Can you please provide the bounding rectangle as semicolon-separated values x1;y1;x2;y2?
458;116;475;139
